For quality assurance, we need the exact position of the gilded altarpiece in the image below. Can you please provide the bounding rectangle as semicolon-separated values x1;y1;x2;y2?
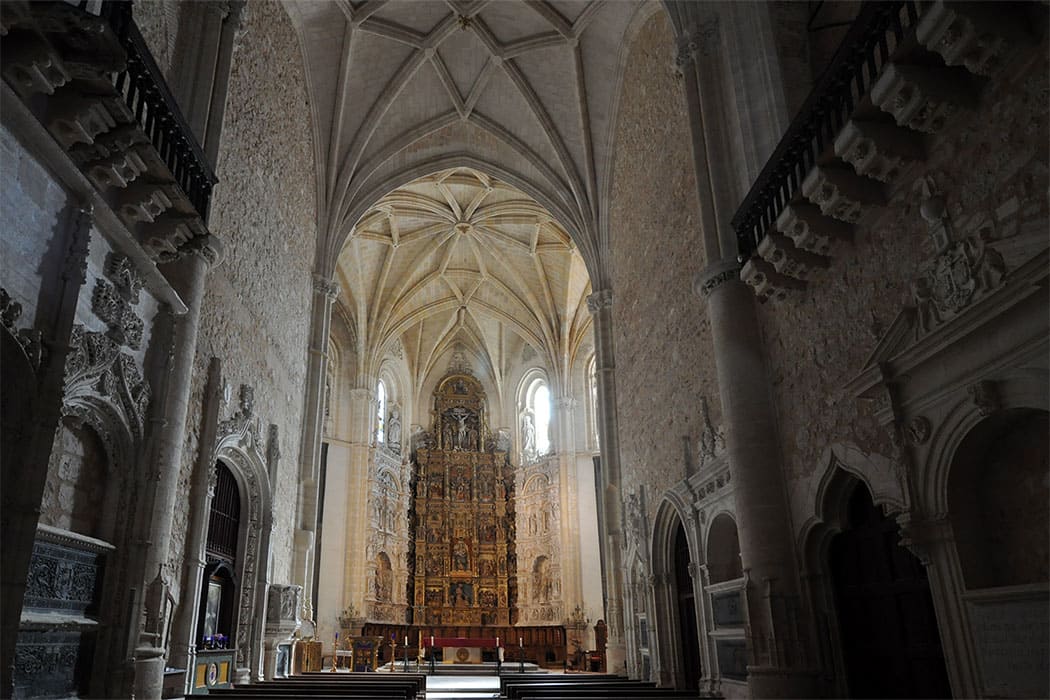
410;374;517;626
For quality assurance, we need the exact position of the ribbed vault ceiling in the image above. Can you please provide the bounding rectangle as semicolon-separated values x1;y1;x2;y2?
336;167;592;390
284;0;659;286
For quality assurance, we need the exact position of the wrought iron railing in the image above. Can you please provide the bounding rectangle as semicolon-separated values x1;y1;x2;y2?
75;0;218;219
731;1;923;261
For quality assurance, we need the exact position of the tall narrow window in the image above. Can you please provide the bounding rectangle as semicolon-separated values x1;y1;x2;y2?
376;380;386;443
588;357;600;450
532;382;550;456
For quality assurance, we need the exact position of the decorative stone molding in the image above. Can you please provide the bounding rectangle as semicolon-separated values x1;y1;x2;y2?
775;203;853;257
1;29;70;98
1;287;44;371
902;416;931;446
63;325;151;442
312;273;340;301
870;62;977;134
265;585;301;636
671;16;720;75
968;380;1001;417
686;562;699;580
217;384;262;451
104;253;144;304
622;488;648;562
91;280;143;350
692;260;739;299
586;289;613;314
916;1;1032;77
740;257;805;303
696;396;725;469
801;165;885;223
911;235;1006;337
756;233;830;281
833;120;925;183
895;515;952;567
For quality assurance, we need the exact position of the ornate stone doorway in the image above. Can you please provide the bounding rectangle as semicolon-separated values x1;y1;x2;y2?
673;523;701;691
829;484;950;698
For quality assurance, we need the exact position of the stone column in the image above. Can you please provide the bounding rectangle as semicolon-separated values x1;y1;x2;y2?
694;262;813;697
898;516;981;698
553;395;583;632
133;237;223;699
168;358;224;692
292;274;339;626
0;206;91;696
171;1;244;166
695;562;718;695
342;386;375;623
586;289;626;674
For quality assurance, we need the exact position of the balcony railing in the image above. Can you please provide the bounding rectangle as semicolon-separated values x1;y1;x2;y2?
731;1;923;261
76;0;217;219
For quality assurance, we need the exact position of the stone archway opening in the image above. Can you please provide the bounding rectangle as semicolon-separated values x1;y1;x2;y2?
705;514;741;585
948;408;1049;590
829;483;950;698
672;521;701;691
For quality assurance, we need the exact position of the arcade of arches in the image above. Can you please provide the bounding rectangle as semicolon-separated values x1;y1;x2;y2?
1;1;1047;699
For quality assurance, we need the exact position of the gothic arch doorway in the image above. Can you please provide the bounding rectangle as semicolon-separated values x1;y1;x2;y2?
673;522;701;691
829;484;950;698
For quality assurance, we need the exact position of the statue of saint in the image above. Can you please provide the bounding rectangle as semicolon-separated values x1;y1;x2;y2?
387;406;401;448
522;411;536;456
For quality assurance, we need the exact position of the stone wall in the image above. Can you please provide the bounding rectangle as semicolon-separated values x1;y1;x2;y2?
757;42;1049;494
132;1;182;82
608;12;721;510
167;0;317;592
0;125;70;325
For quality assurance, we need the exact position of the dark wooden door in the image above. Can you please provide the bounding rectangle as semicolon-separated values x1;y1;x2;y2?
830;486;951;698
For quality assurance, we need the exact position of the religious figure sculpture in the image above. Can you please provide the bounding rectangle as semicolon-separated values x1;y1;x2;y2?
387;406;401;450
452;540;469;570
522;411;536;457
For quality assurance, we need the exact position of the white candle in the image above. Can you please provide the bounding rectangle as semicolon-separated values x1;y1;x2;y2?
405;636;408;646
519;637;523;646
431;635;434;646
496;636;499;647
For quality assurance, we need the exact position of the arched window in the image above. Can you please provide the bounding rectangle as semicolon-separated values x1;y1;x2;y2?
588;356;599;450
533;383;550;455
376;380;386;443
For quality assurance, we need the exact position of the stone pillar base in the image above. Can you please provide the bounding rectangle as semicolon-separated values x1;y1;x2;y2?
605;642;627;676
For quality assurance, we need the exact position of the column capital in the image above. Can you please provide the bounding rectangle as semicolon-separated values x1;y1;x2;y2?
183;233;224;267
586;288;613;315
312;272;340;301
692;259;740;299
